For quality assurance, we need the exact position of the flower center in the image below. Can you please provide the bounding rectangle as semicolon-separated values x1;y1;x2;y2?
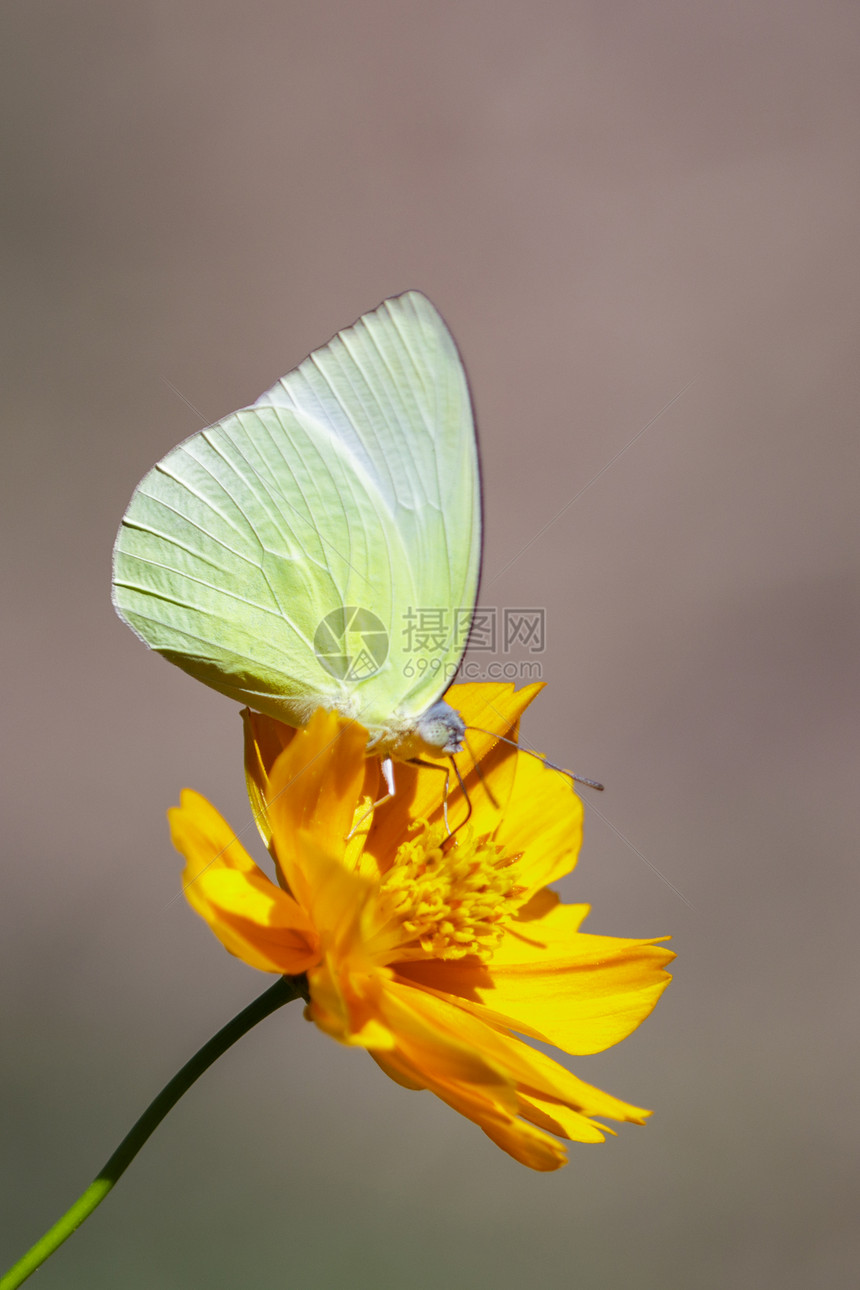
379;820;521;961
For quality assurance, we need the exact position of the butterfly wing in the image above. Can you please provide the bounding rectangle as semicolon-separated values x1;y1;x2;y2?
112;292;481;732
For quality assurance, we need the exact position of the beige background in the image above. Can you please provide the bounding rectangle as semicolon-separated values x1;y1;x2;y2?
2;2;858;1286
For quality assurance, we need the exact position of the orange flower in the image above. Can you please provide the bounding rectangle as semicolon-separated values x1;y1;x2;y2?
169;683;674;1171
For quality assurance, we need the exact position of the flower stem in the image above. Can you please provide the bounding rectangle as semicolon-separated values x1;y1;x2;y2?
1;974;305;1289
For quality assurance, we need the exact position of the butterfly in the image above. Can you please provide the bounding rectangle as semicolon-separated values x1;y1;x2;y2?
112;292;482;774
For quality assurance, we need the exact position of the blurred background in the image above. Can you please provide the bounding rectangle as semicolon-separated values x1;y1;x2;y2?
2;2;858;1286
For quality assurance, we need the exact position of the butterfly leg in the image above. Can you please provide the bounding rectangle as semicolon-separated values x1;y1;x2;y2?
407;759;451;828
381;756;396;799
463;734;499;809
442;766;451;832
409;758;474;838
346;757;397;840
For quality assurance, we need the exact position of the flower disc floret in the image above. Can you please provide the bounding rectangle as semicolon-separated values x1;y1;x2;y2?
378;820;522;961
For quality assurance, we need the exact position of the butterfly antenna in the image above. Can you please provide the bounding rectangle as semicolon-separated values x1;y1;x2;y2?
465;727;604;792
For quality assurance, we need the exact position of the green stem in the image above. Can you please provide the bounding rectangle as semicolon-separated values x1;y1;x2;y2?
1;975;305;1289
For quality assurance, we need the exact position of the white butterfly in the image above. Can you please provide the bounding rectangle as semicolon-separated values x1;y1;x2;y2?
113;292;481;766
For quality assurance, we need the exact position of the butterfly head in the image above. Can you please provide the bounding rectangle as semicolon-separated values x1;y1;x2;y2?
415;700;466;755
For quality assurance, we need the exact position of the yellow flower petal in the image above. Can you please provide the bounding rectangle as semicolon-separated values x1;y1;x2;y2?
494;750;584;897
369;1050;425;1090
375;980;519;1094
266;710;368;899
371;983;594;1170
169;790;318;975
383;980;631;1133
476;1108;570;1171
449;681;545;767
292;832;385;963
242;707;296;848
530;1046;646;1128
400;904;674;1055
515;1094;610;1144
307;959;397;1050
